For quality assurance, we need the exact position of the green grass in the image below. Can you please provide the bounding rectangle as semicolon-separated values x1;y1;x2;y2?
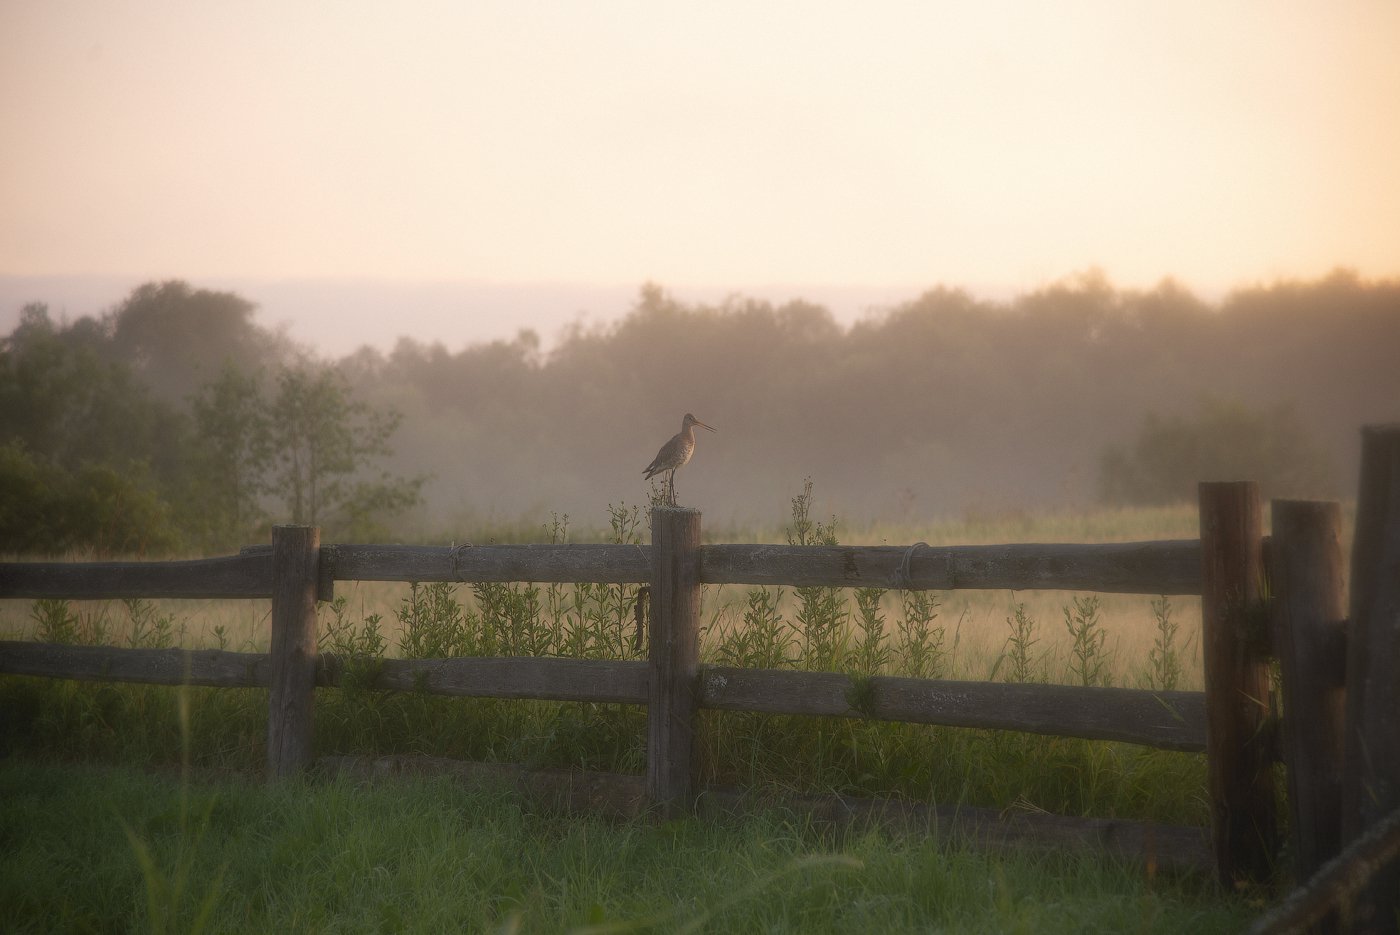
0;760;1255;934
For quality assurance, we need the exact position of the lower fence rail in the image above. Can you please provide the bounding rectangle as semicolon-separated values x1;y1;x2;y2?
0;640;1207;751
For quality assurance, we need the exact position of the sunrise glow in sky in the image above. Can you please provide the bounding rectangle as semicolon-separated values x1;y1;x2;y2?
2;0;1398;344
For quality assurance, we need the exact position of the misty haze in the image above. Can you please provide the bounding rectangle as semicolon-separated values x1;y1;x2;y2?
3;270;1393;554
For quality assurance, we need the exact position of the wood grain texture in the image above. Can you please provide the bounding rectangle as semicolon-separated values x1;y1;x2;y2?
0;640;1208;750
356;656;648;704
2;538;1203;599
698;540;1203;594
647;507;702;816
0;552;272;599
1339;425;1400;929
698;667;1207;751
1269;499;1347;886
267;525;320;781
1199;481;1278;886
320;543;652;584
0;640;276;686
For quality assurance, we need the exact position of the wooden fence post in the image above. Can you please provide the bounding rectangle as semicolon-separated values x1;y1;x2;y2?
1270;499;1347;885
647;506;702;818
1341;425;1400;928
267;525;321;781
1200;481;1278;885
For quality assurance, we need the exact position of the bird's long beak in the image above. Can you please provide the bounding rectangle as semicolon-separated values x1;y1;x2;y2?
695;419;716;432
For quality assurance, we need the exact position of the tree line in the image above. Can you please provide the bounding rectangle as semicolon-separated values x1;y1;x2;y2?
1;283;421;554
2;271;1395;555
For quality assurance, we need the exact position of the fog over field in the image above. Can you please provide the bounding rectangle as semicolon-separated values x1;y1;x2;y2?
3;271;1394;552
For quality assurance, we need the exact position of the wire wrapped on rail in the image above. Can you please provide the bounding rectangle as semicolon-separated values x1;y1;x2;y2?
892;541;930;590
449;542;473;580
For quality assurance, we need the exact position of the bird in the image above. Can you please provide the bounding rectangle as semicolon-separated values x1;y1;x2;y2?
643;413;716;506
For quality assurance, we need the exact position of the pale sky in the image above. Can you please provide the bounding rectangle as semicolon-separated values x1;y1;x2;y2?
2;1;1398;351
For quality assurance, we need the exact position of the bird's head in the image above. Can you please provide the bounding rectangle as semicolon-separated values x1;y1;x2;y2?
683;413;716;432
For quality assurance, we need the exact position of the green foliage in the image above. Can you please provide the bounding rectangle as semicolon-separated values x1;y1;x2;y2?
30;599;81;645
320;596;388;695
0;443;183;557
116;687;227;935
1099;396;1338;505
0;286;421;554
109;279;269;406
992;602;1042;684
1063;596;1112;688
123;598;181;649
1145;595;1184;691
852;588;891;676
712;587;796;670
0;303;180;477
267;363;425;534
397;582;475;658
392;506;648;663
787;479;849;672
0;441;60;554
186;366;271;548
897;590;947;680
550;503;647;659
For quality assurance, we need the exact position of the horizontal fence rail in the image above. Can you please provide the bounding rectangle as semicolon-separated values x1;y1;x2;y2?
0;641;276;687
701;540;1205;594
2;538;1206;599
0;640;1206;751
698;668;1207;751
0;552;275;600
313;543;652;586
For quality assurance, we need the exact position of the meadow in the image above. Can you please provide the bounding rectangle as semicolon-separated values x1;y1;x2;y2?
0;498;1273;932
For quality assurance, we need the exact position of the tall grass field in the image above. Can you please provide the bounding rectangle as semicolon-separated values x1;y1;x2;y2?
0;496;1275;932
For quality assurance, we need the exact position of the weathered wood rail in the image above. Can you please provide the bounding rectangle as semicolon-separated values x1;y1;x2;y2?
1;539;1203;596
0;642;1207;751
2;426;1398;923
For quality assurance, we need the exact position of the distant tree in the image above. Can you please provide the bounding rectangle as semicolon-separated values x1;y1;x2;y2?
186;365;273;548
1098;397;1339;505
0;441;180;556
265;364;423;534
108;280;284;405
0;303;179;477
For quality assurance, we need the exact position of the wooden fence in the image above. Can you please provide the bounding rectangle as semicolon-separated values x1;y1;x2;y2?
2;426;1398;922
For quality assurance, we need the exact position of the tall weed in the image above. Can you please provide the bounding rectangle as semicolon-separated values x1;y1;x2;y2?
787;479;848;671
896;590;947;679
713;588;795;670
1064;595;1112;688
992;602;1041;684
1145;595;1183;691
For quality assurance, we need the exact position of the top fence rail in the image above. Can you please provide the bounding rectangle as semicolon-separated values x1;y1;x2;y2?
0;538;1204;601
